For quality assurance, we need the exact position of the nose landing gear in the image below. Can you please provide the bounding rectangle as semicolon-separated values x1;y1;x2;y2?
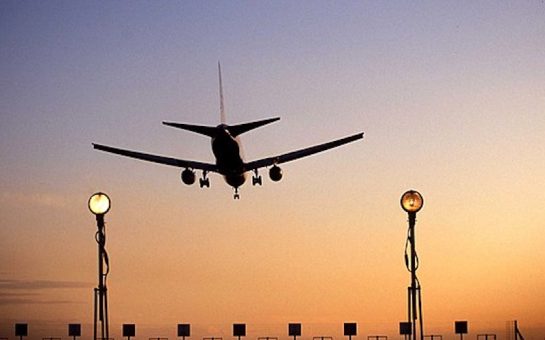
233;187;240;199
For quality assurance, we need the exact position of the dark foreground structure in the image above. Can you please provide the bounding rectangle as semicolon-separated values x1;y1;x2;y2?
2;320;529;340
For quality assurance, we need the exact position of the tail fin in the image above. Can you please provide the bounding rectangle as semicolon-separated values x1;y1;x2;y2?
218;61;226;124
163;63;280;138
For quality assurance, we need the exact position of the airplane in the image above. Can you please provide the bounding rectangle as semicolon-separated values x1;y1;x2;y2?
93;63;364;199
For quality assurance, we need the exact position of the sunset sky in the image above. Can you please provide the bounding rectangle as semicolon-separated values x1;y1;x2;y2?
1;1;545;339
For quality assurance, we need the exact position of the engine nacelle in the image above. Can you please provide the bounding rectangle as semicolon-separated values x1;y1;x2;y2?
181;168;196;185
269;165;283;182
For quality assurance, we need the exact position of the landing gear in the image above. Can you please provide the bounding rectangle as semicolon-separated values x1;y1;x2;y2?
252;169;262;186
199;171;210;188
233;187;240;200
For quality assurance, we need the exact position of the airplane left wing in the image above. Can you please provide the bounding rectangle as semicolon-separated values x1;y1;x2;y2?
243;132;364;171
93;143;219;173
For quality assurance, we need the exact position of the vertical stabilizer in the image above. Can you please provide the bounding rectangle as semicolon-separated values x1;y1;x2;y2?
218;61;226;124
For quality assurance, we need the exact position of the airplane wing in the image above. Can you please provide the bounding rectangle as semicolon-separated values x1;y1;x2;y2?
92;143;219;173
243;132;364;171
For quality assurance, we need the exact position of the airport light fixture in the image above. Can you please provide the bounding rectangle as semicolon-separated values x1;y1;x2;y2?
89;192;111;215
454;321;468;340
89;192;111;340
123;324;136;340
178;324;191;340
288;323;302;340
343;323;357;340
400;190;424;340
401;190;423;214
15;323;28;340
68;324;81;340
233;324;246;340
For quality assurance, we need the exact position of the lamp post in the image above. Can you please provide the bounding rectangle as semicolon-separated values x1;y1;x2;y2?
401;190;424;340
88;192;111;340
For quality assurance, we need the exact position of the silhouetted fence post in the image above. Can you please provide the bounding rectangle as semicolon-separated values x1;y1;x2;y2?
15;323;28;340
288;323;301;340
344;323;357;340
454;321;468;340
233;324;246;340
69;324;82;340
178;324;190;340
123;324;136;340
400;322;411;340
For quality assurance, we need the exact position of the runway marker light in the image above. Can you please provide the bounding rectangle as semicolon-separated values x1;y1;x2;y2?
178;324;191;339
123;324;136;340
15;324;28;340
68;324;81;340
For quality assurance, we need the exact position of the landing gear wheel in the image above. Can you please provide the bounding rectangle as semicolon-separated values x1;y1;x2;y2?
199;178;210;188
233;187;240;200
252;175;262;186
252;169;262;186
199;171;210;188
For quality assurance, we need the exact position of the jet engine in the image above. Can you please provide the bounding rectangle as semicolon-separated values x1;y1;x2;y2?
181;168;196;185
269;165;283;182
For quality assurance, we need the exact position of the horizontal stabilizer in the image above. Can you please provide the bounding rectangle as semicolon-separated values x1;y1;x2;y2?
227;117;280;137
162;122;217;137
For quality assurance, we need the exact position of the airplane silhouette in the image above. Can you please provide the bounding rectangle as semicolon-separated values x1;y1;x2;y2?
93;63;364;199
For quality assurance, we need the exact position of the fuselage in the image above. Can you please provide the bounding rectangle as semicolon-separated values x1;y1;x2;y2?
211;125;247;188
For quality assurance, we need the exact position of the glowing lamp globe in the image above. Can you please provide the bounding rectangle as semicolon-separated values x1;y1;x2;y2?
88;192;111;215
400;190;423;213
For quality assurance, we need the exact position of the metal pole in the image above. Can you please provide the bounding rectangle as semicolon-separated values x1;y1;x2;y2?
94;287;98;340
407;287;411;338
98;214;105;340
409;212;417;340
94;214;109;340
418;286;423;340
104;283;109;340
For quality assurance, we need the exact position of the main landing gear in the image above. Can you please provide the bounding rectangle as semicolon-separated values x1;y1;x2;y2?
199;171;210;188
252;169;262;186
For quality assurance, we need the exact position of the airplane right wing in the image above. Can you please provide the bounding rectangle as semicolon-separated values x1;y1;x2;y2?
93;143;219;173
243;132;364;171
